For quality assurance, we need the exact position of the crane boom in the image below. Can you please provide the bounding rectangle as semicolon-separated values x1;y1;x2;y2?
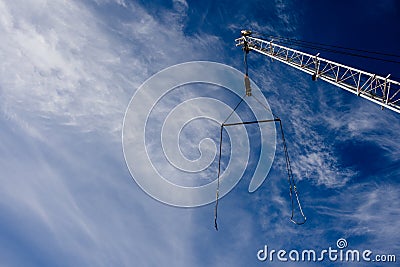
235;31;400;114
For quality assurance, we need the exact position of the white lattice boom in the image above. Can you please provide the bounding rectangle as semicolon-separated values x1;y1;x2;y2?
236;33;400;114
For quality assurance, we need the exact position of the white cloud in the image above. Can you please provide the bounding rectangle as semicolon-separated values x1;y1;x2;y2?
0;0;136;140
320;96;400;159
0;0;227;140
0;0;223;265
309;182;400;251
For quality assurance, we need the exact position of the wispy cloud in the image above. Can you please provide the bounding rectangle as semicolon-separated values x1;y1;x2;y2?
0;0;224;266
0;0;133;139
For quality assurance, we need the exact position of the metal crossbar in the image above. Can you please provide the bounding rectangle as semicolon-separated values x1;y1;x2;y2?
214;95;306;230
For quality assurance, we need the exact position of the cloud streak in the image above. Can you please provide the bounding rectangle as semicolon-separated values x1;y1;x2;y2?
0;0;223;266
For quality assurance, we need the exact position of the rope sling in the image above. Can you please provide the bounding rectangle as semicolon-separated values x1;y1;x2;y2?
214;50;306;230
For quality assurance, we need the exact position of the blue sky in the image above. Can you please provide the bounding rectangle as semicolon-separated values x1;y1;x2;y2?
1;0;399;266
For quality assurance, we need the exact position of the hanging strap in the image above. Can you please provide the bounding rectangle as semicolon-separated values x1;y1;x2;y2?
251;94;306;224
214;125;223;231
276;118;307;225
214;97;245;231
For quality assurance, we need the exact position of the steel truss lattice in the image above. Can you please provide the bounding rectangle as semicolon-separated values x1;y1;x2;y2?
236;35;400;114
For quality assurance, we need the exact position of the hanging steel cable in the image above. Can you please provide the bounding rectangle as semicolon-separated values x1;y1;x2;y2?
252;32;400;64
267;35;400;59
271;38;400;65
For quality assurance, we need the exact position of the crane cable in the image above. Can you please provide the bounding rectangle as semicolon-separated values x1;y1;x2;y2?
244;48;249;76
214;50;306;230
251;32;400;65
267;34;400;59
